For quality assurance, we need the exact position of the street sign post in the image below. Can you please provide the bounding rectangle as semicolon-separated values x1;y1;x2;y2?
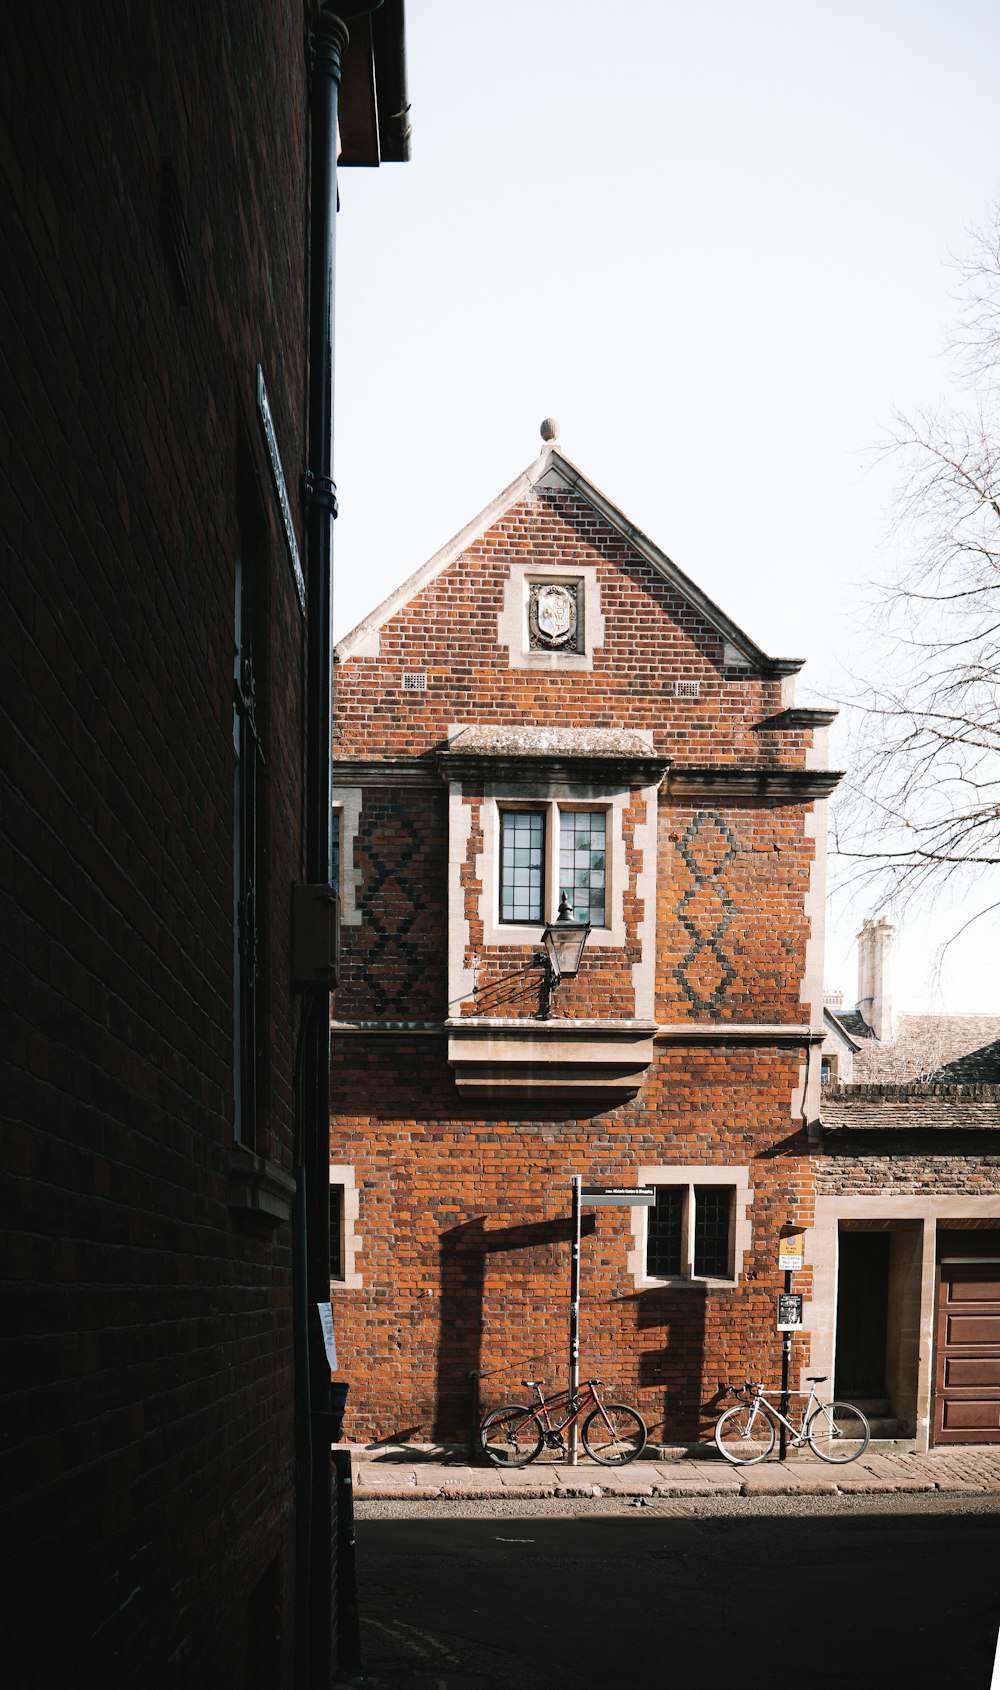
777;1223;807;1459
568;1182;655;1464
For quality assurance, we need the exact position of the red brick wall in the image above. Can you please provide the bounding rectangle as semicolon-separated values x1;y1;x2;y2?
658;800;815;1023
333;486;797;762
2;5;308;1682
330;1036;812;1443
336;788;448;1020
329;476;822;1444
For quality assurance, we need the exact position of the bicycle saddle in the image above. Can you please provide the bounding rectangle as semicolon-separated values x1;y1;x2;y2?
521;1379;544;1388
806;1375;828;1383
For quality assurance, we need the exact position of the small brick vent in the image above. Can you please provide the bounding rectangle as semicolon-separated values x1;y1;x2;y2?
402;672;427;693
673;679;701;699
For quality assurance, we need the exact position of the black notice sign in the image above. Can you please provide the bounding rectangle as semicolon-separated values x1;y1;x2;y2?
777;1293;803;1331
581;1186;656;1207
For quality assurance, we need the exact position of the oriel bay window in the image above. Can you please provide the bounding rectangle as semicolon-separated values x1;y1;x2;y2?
500;806;607;927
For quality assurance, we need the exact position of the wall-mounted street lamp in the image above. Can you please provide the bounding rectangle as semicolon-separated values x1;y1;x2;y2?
539;889;591;1017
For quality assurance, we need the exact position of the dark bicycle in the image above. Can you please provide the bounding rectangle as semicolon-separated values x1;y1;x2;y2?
480;1378;647;1468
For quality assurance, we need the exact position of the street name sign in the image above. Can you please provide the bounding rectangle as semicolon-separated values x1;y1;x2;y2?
581;1186;655;1206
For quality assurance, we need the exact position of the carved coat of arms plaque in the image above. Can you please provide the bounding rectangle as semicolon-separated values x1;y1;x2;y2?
528;582;580;650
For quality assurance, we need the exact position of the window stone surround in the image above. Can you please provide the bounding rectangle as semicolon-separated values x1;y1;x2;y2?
628;1164;754;1288
329;1162;363;1289
497;558;606;672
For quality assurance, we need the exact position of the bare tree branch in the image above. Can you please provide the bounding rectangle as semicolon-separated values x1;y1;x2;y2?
831;208;1000;929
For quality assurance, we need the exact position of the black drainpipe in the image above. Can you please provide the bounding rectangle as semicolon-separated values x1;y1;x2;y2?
297;8;347;1687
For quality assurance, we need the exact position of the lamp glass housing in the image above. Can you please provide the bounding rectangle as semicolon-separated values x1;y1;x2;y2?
542;891;591;982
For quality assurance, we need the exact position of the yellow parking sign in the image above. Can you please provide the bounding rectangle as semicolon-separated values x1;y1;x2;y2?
779;1228;805;1270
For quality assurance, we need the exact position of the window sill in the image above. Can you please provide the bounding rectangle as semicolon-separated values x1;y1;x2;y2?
641;1274;739;1290
228;1148;296;1233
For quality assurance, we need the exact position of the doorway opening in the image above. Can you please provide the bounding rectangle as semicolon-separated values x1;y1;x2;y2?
835;1230;890;1398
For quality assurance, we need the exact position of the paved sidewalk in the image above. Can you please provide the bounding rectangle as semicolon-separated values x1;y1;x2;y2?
347;1441;1000;1500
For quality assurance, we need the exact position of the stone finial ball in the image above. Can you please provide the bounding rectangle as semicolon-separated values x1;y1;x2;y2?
540;417;560;442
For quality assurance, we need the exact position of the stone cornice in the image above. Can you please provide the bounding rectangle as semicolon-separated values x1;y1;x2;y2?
437;751;670;788
331;1019;445;1034
446;1017;658;1099
755;708;839;732
665;765;844;801
331;758;844;799
656;1022;825;1046
332;759;440;789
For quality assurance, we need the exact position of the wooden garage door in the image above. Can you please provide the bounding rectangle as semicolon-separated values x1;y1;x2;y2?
934;1260;1000;1444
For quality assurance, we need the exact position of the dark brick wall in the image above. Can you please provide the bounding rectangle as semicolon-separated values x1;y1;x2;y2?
815;1147;1000;1196
2;5;309;1683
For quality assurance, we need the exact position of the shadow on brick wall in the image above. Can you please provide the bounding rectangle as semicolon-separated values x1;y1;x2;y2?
435;1214;596;1443
633;1282;709;1443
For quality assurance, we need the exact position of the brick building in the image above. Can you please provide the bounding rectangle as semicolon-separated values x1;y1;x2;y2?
816;923;1000;1448
2;5;407;1685
327;430;840;1446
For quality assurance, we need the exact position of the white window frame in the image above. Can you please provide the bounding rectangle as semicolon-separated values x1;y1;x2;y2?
628;1165;753;1288
329;1163;363;1289
497;800;612;933
330;788;362;927
483;789;627;950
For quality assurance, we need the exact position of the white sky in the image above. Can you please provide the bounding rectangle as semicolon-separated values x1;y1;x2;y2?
332;0;1000;1014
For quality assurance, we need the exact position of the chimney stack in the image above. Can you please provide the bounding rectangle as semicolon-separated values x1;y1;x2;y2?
856;917;894;1042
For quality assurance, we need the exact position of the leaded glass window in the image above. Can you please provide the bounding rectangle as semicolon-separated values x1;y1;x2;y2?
646;1185;736;1279
647;1186;683;1277
694;1187;732;1277
500;810;544;923
559;810;606;925
329;1182;344;1281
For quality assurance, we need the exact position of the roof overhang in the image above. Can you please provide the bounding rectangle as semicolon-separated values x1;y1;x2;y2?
334;0;410;167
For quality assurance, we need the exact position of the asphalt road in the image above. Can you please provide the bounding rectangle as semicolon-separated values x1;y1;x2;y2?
348;1497;1000;1690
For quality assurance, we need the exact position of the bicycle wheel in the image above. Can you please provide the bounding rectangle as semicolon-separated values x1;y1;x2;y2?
714;1402;775;1464
582;1404;647;1466
480;1403;544;1467
806;1400;870;1463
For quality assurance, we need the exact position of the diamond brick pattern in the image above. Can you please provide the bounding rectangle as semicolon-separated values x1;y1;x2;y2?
674;810;739;1014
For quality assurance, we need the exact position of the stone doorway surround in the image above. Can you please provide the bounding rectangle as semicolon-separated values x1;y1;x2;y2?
809;1195;1000;1452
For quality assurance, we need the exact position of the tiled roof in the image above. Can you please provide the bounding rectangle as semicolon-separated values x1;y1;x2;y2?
852;1014;1000;1084
821;1082;1000;1133
831;1009;871;1042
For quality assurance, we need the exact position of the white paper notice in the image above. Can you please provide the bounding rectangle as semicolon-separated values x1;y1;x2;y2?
317;1301;338;1372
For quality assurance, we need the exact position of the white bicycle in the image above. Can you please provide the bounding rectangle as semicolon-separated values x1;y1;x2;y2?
714;1376;870;1465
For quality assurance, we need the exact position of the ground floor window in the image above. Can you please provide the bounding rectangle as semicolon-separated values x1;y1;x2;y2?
329;1163;363;1289
631;1165;753;1286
